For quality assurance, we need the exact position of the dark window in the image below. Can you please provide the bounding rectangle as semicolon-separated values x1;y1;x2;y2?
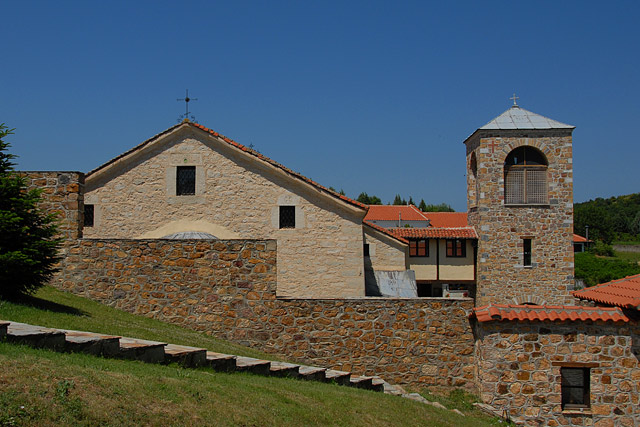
523;238;532;267
561;368;590;409
363;243;370;257
409;239;429;257
504;146;548;205
84;204;94;227
176;166;196;195
446;239;466;257
279;206;295;229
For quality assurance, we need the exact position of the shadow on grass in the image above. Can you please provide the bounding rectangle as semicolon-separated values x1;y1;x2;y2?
3;293;87;317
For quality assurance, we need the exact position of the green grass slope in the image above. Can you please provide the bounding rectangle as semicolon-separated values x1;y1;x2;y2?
0;287;504;426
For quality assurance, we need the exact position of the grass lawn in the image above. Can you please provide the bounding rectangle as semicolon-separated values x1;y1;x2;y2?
0;287;505;426
0;343;503;426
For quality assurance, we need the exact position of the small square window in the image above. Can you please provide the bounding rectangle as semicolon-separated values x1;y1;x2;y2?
409;239;429;257
176;166;196;196
84;204;94;227
279;206;295;229
561;367;590;409
446;239;466;257
523;238;532;267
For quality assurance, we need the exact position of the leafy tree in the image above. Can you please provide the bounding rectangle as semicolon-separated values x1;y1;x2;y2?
0;124;60;298
356;192;382;205
421;203;455;212
574;193;640;243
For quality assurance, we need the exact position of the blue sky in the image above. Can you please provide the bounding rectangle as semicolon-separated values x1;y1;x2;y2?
1;1;638;211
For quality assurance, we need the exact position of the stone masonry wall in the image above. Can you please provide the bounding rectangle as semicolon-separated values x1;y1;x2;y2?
83;126;366;298
466;131;575;306
474;320;640;426
56;238;476;389
21;171;84;240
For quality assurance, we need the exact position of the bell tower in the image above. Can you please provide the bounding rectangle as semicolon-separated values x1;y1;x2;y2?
465;100;575;306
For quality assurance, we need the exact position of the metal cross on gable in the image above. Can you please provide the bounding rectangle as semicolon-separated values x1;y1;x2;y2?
177;89;198;122
510;93;519;106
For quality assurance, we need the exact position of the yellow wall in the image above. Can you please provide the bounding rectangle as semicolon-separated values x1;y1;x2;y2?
408;239;474;281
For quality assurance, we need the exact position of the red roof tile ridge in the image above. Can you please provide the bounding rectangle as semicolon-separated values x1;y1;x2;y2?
470;303;631;323
571;273;640;309
363;220;409;245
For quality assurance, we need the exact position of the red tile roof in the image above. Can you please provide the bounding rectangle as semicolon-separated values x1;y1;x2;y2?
389;227;478;239
363;221;409;245
471;304;632;323
573;233;590;243
364;205;429;222
86;121;367;212
423;212;468;228
572;274;640;310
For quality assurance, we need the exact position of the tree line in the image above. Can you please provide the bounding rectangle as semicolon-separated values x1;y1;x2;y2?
574;193;640;243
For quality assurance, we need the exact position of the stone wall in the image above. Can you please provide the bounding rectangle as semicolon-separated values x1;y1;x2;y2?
474;320;640;426
21;171;84;240
83;125;366;298
466;130;575;306
56;238;476;389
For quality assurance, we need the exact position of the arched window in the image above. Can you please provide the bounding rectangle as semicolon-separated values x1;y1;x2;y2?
504;146;548;205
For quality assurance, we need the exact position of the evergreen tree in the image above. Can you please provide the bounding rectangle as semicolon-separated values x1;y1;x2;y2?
393;194;403;205
0;124;60;298
418;199;427;211
408;196;415;206
356;192;382;205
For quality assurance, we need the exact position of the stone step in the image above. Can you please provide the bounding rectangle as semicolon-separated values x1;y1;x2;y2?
298;365;326;381
118;337;166;364
325;369;351;386
63;330;121;356
269;361;300;378
382;381;406;396
349;375;374;390
235;356;271;375
206;351;237;372
164;344;207;367
0;321;9;339
5;322;66;350
370;377;385;392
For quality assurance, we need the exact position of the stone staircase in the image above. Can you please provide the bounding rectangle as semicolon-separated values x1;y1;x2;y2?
0;320;395;395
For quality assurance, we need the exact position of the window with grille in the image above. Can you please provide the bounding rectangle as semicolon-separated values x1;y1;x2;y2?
446;239;466;257
504;147;548;205
84;204;94;227
279;206;295;229
409;239;429;257
523;238;532;267
561;368;590;409
176;166;196;195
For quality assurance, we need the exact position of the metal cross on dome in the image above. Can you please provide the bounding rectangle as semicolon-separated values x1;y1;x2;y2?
510;93;519;106
177;89;198;122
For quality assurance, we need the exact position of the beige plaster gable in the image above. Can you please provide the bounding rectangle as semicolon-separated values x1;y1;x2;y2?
86;124;366;217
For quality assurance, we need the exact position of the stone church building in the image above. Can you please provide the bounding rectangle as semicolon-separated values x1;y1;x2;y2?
24;101;640;426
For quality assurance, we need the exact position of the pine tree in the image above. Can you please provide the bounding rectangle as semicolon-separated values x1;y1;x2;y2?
0;124;60;298
419;199;427;211
408;196;415;206
393;194;403;205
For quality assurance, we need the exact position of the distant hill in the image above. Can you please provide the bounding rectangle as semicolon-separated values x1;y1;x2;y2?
574;193;640;243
